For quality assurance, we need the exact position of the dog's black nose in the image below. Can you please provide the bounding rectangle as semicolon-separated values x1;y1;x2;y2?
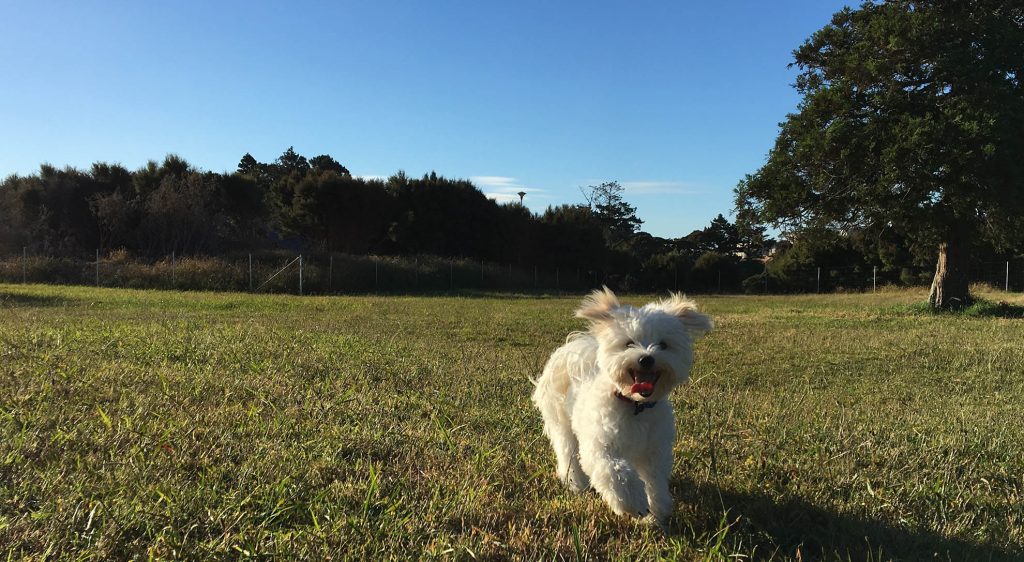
639;355;654;369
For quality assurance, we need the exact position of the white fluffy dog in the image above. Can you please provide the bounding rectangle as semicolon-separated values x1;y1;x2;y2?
532;287;713;524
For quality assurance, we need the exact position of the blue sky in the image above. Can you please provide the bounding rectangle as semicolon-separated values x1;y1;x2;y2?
1;0;851;239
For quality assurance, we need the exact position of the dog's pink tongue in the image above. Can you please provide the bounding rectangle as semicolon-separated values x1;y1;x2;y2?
630;382;655;395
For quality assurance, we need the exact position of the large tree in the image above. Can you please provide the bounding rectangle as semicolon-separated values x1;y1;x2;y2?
735;0;1024;309
581;181;642;248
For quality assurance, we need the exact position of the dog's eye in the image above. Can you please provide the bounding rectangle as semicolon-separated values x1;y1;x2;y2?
658;341;668;350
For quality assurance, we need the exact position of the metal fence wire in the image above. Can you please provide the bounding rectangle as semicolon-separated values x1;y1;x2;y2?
1;250;1022;296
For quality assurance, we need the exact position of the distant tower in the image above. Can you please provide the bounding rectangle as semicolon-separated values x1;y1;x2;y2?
517;191;526;205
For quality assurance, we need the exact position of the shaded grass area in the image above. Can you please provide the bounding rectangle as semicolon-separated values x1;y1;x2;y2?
900;298;1024;319
1;284;1022;560
0;290;77;308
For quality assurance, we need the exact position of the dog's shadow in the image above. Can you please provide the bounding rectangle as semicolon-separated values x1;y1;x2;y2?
667;476;1021;561
0;291;75;308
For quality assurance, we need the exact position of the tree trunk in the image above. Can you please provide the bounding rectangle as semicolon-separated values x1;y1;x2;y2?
928;233;971;310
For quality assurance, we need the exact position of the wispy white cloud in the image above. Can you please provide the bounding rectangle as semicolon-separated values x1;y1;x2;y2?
620;181;708;195
486;192;521;203
471;175;546;204
355;174;388;182
470;176;519;189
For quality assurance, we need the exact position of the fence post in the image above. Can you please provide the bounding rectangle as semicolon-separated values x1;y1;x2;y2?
171;251;176;287
449;260;454;291
1006;261;1010;292
763;262;768;294
556;267;560;290
873;266;877;293
22;246;26;284
95;249;100;287
717;270;722;293
375;258;379;291
817;267;821;293
329;255;334;292
299;255;304;296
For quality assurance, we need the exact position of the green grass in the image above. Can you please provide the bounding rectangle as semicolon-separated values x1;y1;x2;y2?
1;284;1023;561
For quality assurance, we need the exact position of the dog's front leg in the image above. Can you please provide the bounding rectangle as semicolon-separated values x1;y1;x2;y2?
579;444;649;517
635;445;673;525
546;423;590;492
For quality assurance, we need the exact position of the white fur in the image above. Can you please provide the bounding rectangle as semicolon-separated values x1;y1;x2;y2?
532;287;712;525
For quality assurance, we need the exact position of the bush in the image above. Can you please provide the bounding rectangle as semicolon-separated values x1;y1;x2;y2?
742;273;766;294
689;252;739;292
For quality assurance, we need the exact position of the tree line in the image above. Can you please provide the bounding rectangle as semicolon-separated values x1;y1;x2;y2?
2;141;1021;294
0;148;776;292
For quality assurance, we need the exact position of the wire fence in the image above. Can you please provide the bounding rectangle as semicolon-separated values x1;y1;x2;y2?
756;261;1024;294
0;250;605;295
1;249;1022;296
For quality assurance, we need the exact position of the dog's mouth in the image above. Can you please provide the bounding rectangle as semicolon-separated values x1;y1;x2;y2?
628;370;660;398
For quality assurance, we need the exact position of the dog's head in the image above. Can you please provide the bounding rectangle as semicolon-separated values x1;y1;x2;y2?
576;286;713;402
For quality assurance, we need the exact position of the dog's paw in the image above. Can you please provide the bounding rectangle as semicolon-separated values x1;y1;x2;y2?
567;476;590;494
642;513;669;533
558;468;590;493
567;481;590;494
607;498;650;519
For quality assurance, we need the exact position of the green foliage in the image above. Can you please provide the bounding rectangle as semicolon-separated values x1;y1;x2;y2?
237;152;259;175
738;1;1024;235
687;214;742;256
538;204;606;268
12;139;1020;297
5;150;712;289
582;181;643;248
689;251;737;291
741;271;768;294
308;155;350;176
389;172;503;258
276;146;310;176
766;229;870;289
289;171;391;253
736;0;1024;305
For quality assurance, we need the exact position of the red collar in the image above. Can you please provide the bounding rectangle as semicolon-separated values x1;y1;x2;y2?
614;391;657;415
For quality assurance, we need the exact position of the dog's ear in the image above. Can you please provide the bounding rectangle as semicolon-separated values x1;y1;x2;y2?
657;293;713;339
575;286;620;323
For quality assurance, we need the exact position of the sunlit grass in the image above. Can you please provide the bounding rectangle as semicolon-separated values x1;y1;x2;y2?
1;284;1022;560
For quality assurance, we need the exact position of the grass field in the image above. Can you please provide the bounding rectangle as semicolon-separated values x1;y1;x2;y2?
1;284;1023;561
